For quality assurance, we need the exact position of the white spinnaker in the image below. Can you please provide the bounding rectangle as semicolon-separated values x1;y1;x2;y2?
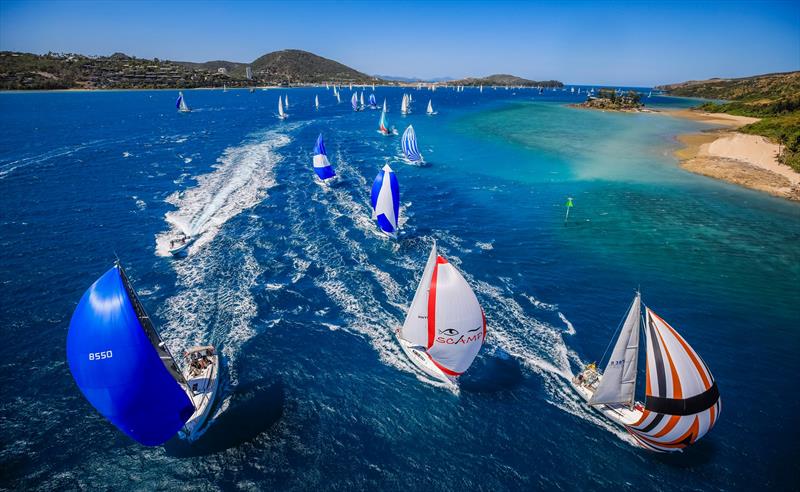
590;293;641;406
400;242;438;346
427;258;485;375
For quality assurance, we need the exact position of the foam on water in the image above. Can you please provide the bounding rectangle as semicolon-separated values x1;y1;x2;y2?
155;127;295;256
156;127;298;387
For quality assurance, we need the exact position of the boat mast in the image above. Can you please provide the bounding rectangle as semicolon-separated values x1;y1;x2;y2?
117;262;189;388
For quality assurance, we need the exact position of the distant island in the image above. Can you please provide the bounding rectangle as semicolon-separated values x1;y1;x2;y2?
576;88;645;111
0;49;563;91
449;73;562;88
659;71;800;201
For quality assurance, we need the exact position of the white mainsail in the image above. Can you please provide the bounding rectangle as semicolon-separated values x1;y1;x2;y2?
382;98;387;112
401;94;409;114
426;99;434;115
360;92;365;107
278;97;285;118
177;91;190;112
315;95;319;109
285;94;289;108
589;293;640;406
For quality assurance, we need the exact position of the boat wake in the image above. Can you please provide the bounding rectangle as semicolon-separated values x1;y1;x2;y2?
288;146;635;439
0;139;107;179
155;127;295;256
156;127;298;390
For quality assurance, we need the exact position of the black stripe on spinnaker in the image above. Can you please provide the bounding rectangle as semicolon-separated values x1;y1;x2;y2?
648;317;667;398
645;382;720;416
639;412;665;434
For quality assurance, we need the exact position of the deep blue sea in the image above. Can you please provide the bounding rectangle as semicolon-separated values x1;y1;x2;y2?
1;86;798;491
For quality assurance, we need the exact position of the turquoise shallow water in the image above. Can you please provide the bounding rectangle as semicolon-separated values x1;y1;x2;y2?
0;87;798;490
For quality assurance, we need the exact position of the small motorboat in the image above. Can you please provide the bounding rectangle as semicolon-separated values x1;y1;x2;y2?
179;345;220;442
168;234;195;255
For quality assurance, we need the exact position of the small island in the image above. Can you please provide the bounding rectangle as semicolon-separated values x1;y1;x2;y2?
576;88;645;111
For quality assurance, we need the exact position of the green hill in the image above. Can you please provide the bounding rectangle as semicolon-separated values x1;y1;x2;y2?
250;49;375;84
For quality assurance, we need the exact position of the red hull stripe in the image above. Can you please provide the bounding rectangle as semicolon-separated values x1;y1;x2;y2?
427;353;462;376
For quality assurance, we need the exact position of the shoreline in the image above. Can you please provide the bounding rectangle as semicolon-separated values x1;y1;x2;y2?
665;109;800;202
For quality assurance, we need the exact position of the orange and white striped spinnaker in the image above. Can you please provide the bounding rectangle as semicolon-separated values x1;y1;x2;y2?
626;308;721;452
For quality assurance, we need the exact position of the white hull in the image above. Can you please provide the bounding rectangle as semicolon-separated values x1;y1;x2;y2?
179;350;219;442
397;332;456;388
168;236;195;255
571;371;643;428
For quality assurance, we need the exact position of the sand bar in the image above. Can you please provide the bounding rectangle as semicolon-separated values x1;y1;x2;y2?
667;110;800;202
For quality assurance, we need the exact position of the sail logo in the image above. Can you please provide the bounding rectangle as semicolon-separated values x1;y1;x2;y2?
88;350;113;361
436;326;483;345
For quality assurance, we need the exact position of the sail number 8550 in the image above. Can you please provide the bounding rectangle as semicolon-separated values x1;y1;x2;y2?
88;350;113;361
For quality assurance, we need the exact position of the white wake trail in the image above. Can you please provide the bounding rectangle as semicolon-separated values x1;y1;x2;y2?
156;127;294;256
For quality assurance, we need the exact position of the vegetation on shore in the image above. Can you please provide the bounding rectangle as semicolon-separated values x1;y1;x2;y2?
0;49;380;90
659;71;800;172
578;88;643;111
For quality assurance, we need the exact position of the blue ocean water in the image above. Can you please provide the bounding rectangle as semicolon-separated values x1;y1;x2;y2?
1;87;798;490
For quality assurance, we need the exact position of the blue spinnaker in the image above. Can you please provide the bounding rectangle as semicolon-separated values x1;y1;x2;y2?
67;265;194;446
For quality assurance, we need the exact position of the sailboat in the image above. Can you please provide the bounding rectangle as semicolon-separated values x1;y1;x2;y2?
223;84;227;93
284;94;289;108
351;92;360;111
278;96;287;119
370;164;400;238
401;94;409;115
369;93;377;109
382;98;388;113
479;85;483;93
426;99;437;115
312;133;336;183
378;110;396;136
67;262;219;445
176;91;190;113
315;94;319;109
360;92;365;108
401;125;423;163
396;241;486;387
572;292;721;452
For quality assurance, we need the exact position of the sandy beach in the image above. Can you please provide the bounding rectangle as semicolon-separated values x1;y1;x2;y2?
667;109;800;201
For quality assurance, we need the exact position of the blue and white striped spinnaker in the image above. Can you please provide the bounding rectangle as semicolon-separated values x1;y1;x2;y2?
370;164;400;237
312;133;336;181
401;125;423;163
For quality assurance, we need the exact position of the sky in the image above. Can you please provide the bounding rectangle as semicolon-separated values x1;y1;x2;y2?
1;0;798;86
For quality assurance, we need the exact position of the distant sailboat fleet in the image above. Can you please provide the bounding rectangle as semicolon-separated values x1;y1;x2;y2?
69;82;717;453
